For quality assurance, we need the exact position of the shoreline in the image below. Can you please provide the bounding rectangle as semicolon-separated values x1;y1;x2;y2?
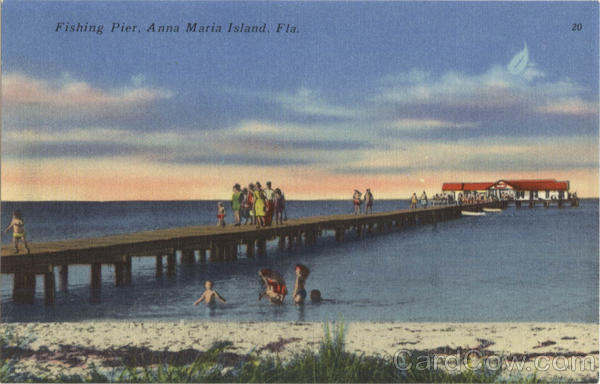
2;321;598;381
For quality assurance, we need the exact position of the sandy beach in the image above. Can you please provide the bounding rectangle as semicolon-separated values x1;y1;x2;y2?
1;321;598;381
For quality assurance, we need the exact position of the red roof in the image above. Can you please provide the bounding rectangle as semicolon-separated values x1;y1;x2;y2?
442;182;494;191
463;182;495;191
442;183;463;191
503;179;569;191
442;179;570;191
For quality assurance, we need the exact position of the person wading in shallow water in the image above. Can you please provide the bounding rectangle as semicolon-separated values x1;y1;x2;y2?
258;268;287;304
293;264;310;304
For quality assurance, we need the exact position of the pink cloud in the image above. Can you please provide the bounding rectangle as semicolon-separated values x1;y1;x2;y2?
537;98;598;116
2;73;172;112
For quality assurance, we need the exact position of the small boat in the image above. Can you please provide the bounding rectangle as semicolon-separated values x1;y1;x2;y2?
483;208;502;213
461;211;485;216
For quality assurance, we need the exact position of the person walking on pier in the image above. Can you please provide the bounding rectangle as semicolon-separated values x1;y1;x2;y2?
232;184;242;226
410;193;418;209
353;190;362;215
4;210;30;254
419;190;428;208
364;188;374;214
216;202;226;227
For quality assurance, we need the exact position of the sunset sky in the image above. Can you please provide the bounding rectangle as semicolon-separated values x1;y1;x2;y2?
2;2;598;201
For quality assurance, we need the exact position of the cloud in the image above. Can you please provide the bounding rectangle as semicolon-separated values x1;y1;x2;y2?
391;119;478;131
377;63;587;114
537;98;599;116
2;73;173;117
329;136;598;175
276;87;357;119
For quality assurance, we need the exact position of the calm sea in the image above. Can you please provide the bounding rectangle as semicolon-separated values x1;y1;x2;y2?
1;200;598;323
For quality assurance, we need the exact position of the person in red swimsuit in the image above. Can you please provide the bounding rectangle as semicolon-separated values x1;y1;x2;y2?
258;268;287;304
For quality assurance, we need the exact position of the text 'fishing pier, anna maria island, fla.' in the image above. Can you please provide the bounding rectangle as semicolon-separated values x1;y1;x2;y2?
55;22;299;34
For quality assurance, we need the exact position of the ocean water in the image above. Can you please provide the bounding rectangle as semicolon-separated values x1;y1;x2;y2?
1;200;598;323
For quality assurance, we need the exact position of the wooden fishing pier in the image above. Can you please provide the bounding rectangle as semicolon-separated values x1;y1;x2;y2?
1;202;505;305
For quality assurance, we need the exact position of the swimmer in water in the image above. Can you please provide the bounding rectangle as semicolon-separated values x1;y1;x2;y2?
310;289;322;303
293;264;310;304
193;280;226;306
258;268;287;304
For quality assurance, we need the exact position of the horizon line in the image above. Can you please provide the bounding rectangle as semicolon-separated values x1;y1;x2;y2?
1;197;598;203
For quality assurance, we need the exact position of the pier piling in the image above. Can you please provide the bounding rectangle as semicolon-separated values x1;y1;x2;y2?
114;263;124;286
90;263;101;302
59;265;68;291
198;249;207;263
44;270;56;305
167;252;176;276
155;255;163;277
13;272;36;304
257;239;267;257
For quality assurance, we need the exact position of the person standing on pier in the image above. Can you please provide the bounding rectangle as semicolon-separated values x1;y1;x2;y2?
216;202;226;227
240;187;250;224
264;181;275;226
232;184;242;226
274;188;284;225
353;190;362;215
253;182;266;228
410;193;418;209
4;210;30;254
247;184;256;225
364;188;374;214
419;190;428;208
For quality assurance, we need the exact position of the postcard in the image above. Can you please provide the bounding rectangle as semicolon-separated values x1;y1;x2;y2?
1;1;598;382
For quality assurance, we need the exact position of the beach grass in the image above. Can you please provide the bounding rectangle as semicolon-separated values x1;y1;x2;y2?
0;321;582;383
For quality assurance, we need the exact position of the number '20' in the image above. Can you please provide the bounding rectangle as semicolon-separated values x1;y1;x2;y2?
571;23;582;31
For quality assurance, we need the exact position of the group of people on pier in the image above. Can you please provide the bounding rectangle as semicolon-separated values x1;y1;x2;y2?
352;188;374;215
219;181;287;228
409;191;430;209
194;264;321;306
409;191;503;208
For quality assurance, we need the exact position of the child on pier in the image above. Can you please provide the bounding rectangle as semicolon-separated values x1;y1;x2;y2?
194;280;226;306
4;210;30;254
353;190;362;215
217;202;226;227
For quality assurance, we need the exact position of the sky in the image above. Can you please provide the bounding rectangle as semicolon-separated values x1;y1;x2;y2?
1;1;599;200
